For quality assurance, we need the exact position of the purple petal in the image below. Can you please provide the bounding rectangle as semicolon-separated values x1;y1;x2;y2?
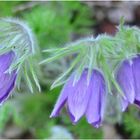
132;56;140;101
134;99;140;107
116;60;135;104
67;107;76;124
121;98;129;112
68;69;91;123
0;51;16;103
92;118;101;128
50;74;74;118
86;70;106;126
0;51;15;77
0;72;17;103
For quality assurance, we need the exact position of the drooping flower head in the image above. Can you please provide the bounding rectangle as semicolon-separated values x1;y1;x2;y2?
116;55;140;111
41;35;121;127
50;69;106;128
0;18;41;104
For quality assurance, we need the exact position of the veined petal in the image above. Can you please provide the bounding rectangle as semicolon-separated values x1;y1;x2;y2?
67;107;76;124
86;70;106;126
116;60;135;104
0;72;16;103
0;51;15;77
50;74;74;118
132;56;140;101
68;69;91;123
0;51;16;103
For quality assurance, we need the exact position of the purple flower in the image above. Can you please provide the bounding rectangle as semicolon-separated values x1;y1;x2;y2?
116;55;140;111
50;69;106;128
0;51;17;104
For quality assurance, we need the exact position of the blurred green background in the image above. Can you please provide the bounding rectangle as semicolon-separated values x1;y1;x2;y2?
0;1;140;139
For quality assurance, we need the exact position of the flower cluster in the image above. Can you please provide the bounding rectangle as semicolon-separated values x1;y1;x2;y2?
1;17;140;128
42;20;140;127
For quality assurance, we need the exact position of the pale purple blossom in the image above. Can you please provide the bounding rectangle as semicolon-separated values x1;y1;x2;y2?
50;69;106;128
116;55;140;111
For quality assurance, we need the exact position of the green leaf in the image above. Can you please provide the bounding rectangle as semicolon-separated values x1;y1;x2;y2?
24;64;33;93
29;59;41;92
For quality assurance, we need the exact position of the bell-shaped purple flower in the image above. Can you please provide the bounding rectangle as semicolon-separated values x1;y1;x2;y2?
50;69;106;128
0;51;17;104
116;55;140;111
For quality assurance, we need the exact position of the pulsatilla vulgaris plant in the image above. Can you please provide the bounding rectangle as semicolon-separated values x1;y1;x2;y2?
41;21;140;127
0;18;40;104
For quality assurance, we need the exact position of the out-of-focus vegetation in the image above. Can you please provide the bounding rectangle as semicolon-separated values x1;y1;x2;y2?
23;2;93;49
120;106;140;139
